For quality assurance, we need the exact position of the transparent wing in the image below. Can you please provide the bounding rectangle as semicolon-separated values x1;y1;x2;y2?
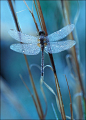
10;43;40;55
45;40;76;53
9;29;38;43
47;24;74;42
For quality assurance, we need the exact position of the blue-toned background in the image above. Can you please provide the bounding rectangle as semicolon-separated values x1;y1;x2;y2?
1;1;85;119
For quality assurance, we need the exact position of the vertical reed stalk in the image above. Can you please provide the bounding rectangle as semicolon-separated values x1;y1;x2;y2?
8;0;44;119
65;75;73;119
36;1;66;119
33;0;43;30
61;0;84;98
61;0;85;119
23;0;48;118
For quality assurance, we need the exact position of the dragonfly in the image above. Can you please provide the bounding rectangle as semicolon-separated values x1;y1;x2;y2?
9;24;76;78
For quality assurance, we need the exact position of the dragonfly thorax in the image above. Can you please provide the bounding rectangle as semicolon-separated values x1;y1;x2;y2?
39;31;46;46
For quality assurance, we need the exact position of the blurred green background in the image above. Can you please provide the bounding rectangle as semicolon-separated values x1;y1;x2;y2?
1;1;85;119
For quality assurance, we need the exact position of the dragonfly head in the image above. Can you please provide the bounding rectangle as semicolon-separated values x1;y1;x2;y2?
39;31;45;36
39;31;45;46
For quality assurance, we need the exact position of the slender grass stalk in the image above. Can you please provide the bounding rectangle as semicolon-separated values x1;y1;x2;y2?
51;103;58;120
1;77;30;119
35;1;66;119
23;0;39;32
8;0;44;119
73;1;80;63
23;0;48;118
43;80;60;112
83;98;86;119
8;0;20;31
33;0;43;30
40;77;47;118
61;0;85;118
24;55;44;119
36;0;47;35
61;0;85;98
65;75;73;119
19;74;41;118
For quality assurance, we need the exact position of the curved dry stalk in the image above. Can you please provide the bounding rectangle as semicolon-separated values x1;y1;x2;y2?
23;0;39;32
8;0;20;31
43;79;60;112
33;0;43;30
51;103;58;120
73;83;83;119
40;77;47;118
23;0;32;13
8;0;44;119
19;74;41;118
36;1;66;119
30;64;48;118
54;74;66;119
61;1;85;118
1;77;30;119
23;0;48;118
24;55;44;119
73;1;80;25
61;0;84;98
65;75;73;119
36;0;47;34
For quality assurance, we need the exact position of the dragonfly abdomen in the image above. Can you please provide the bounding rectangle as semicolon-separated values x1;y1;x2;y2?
41;47;44;77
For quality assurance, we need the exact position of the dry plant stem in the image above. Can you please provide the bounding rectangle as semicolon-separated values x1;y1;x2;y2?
23;0;47;118
62;0;86;111
19;75;41;118
24;55;44;119
8;0;20;31
61;1;84;118
54;74;66;120
36;0;66;119
40;80;47;118
23;0;39;32
8;0;44;119
75;84;83;119
33;0;43;30
1;77;30;119
36;0;47;34
62;0;84;98
65;75;73;119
